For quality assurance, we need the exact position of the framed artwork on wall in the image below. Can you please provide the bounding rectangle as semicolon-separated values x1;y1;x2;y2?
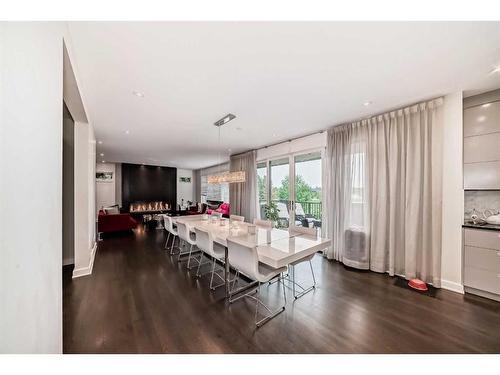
96;171;114;182
179;177;191;183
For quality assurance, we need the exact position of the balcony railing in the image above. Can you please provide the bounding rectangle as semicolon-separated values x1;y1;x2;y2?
259;200;322;220
296;201;322;220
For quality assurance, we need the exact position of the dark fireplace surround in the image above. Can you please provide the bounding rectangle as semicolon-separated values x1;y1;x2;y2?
121;163;177;214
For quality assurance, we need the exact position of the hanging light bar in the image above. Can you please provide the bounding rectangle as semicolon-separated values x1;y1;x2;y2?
207;171;246;184
207;113;245;184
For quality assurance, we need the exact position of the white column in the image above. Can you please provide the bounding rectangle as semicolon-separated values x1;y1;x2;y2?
441;91;464;293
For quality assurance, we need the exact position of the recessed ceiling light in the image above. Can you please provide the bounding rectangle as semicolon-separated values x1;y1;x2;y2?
227;148;232;152
132;90;145;97
98;140;103;145
125;130;130;135
100;153;104;157
477;116;487;122
482;103;492;108
363;101;372;106
490;66;500;74
102;160;106;163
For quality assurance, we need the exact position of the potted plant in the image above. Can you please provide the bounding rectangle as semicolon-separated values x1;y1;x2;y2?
264;201;281;228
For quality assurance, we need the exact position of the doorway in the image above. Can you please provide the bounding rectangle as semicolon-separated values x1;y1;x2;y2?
62;102;74;267
257;150;323;232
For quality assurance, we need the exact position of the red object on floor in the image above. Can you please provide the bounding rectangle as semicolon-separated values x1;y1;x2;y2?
98;210;138;233
408;278;428;291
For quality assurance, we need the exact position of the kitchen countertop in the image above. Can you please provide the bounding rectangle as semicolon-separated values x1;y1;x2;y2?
463;222;500;231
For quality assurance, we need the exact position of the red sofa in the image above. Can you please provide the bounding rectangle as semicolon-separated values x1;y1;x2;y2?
98;210;138;233
206;202;230;218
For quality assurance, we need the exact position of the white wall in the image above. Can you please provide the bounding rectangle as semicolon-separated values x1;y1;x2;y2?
96;162;116;212
115;163;122;206
0;23;65;353
440;91;465;293
177;169;194;206
62;104;75;266
73;121;97;278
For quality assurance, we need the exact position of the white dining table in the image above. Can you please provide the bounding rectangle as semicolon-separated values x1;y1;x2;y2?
172;215;331;298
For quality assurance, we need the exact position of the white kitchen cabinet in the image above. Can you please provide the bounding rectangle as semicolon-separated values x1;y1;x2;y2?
463;228;500;301
463;92;500;190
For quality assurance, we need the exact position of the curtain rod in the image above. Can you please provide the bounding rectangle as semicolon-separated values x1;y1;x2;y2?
334;95;444;128
230;129;325;158
221;95;444;161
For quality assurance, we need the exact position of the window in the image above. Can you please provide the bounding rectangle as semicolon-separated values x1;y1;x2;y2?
294;152;322;223
200;175;229;203
270;157;289;202
257;162;268;219
257;162;267;204
200;175;208;203
348;143;367;229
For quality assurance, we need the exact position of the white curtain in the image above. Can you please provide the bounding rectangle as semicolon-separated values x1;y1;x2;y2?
324;98;443;287
229;150;258;223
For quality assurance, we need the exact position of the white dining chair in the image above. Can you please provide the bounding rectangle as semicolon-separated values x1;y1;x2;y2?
276;202;289;227
295;203;306;217
164;215;180;255
253;218;273;228
230;214;245;222
227;238;287;327
286;225;318;299
194;227;227;290
176;221;201;270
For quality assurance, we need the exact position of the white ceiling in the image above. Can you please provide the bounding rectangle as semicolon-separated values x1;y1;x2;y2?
67;22;500;170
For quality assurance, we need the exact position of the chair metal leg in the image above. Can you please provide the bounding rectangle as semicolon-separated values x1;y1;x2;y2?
254;283;261;323
209;258;225;290
231;271;240;293
288;260;316;300
171;235;182;255
196;252;204;278
164;232;171;249
187;243;194;269
254;282;286;328
309;259;316;287
230;280;286;327
177;240;190;262
268;270;289;285
170;235;177;255
282;274;287;304
176;239;182;261
209;259;216;289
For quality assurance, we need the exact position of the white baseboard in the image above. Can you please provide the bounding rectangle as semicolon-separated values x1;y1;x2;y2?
441;279;464;294
63;257;74;266
72;242;98;278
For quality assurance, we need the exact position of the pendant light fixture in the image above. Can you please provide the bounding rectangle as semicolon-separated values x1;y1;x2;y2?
207;114;246;184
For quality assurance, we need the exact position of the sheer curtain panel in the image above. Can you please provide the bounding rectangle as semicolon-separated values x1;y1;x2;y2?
325;98;444;287
229;150;258;223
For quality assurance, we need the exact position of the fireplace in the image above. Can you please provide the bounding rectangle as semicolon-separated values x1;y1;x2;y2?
129;201;170;213
121;163;177;213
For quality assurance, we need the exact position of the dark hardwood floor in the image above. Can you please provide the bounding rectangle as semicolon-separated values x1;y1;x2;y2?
63;226;500;354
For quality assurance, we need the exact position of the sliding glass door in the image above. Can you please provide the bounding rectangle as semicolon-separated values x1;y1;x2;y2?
257;162;268;219
258;150;322;231
270;157;290;228
292;152;322;231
